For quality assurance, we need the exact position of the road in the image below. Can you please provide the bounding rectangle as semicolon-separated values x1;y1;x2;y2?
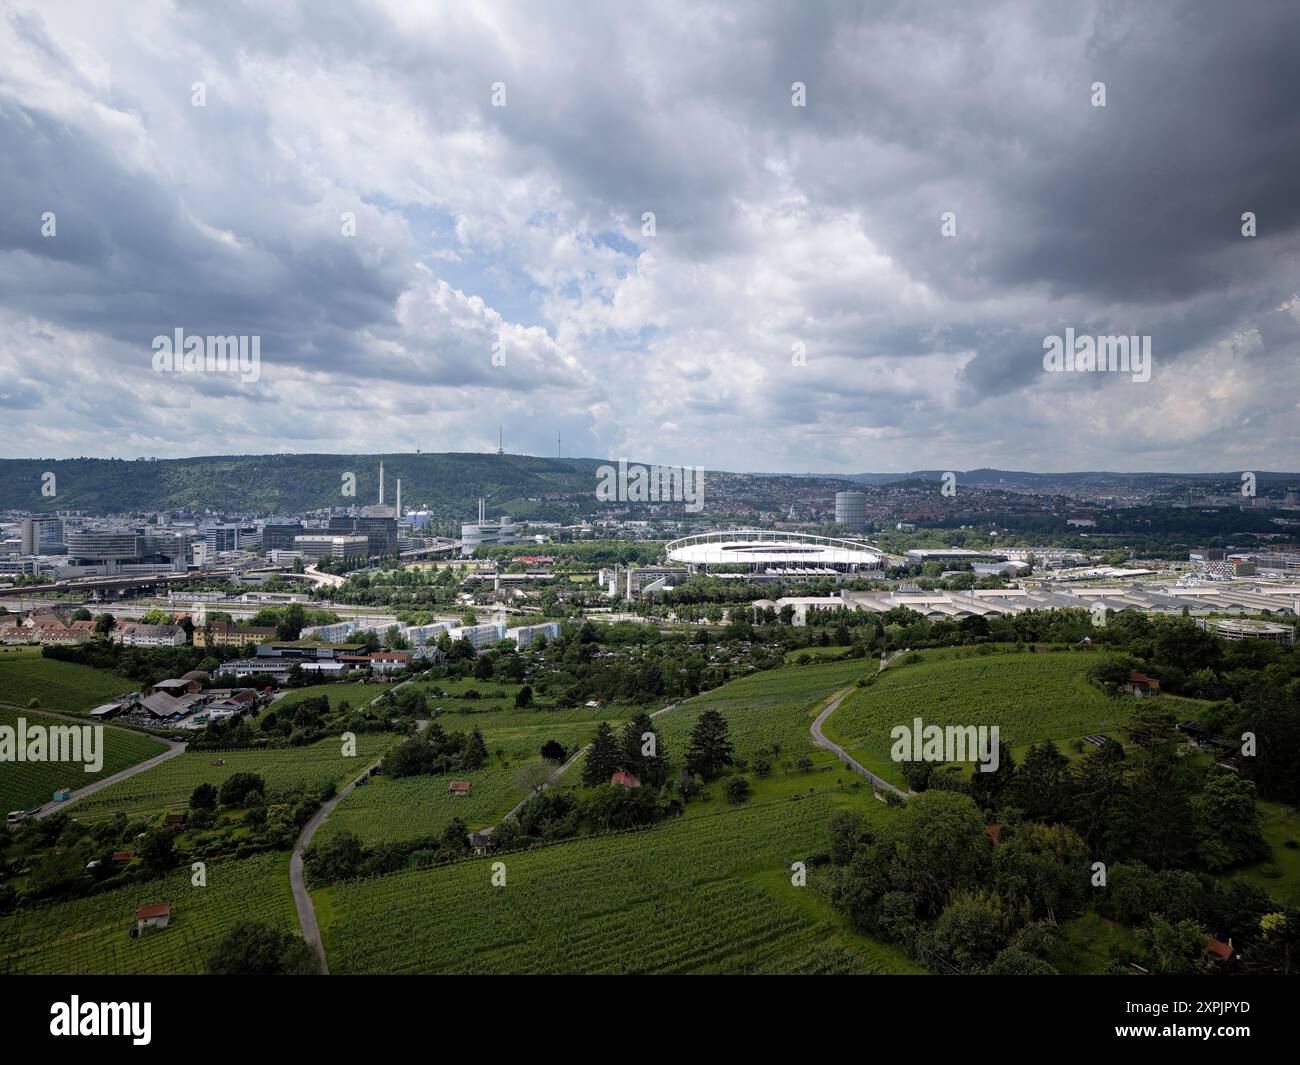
809;651;912;801
28;736;188;819
288;679;420;974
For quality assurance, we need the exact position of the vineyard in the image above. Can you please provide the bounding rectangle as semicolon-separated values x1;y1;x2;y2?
823;649;1127;787
69;732;404;820
0;647;135;713
0;853;296;974
318;791;919;974
316;760;537;846
653;657;869;770
0;706;169;813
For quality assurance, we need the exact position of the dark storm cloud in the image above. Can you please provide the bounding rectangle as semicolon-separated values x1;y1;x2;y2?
0;0;1295;469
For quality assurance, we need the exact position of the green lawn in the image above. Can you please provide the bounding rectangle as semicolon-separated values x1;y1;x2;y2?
0;706;169;813
1225;800;1300;909
783;644;855;664
0;647;136;713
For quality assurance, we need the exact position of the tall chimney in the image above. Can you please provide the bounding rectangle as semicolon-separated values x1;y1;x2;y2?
378;461;385;506
396;479;401;518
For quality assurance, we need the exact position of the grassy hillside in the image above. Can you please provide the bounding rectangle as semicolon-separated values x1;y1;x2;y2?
823;649;1128;787
318;790;919;975
0;648;136;713
0;706;168;813
0;452;606;517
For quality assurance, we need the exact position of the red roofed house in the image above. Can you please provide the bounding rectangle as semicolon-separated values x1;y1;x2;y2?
611;770;640;789
136;904;171;935
1203;936;1236;967
448;781;472;797
985;824;1003;847
112;850;134;863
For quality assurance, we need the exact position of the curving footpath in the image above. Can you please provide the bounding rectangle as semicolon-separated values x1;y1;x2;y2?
289;678;422;974
809;650;912;801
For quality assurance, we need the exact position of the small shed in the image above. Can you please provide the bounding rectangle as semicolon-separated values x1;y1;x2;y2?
1122;671;1160;697
611;770;640;789
448;781;472;797
52;787;72;802
136;904;171;935
164;813;187;830
112;850;134;863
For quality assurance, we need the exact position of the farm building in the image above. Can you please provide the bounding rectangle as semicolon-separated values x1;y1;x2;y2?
448;781;472;797
135;904;171;935
151;677;200;697
1122;672;1159;697
164;813;187;830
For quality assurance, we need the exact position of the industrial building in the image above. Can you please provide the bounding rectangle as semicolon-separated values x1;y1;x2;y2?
461;498;517;556
752;581;1300;625
293;534;370;562
1206;618;1296;644
834;490;867;531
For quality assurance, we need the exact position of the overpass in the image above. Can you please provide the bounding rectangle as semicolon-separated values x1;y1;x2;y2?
0;570;219;600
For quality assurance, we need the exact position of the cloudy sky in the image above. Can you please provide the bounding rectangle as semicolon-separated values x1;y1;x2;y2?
1;0;1297;473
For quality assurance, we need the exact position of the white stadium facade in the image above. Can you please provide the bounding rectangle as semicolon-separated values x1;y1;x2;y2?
665;529;885;574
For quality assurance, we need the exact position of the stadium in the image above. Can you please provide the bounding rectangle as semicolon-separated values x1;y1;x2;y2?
665;529;885;574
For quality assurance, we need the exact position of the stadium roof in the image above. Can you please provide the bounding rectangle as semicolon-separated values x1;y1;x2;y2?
665;529;884;568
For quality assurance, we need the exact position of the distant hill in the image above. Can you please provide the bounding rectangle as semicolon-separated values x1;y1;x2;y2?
0;453;611;518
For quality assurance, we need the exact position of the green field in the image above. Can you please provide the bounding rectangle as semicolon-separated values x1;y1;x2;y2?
0;853;296;974
783;644;854;664
1226;800;1300;908
316;760;541;846
318;790;920;974
657;658;868;765
0;647;136;713
68;732;404;820
426;705;628;762
0;706;169;813
823;650;1127;787
272;682;389;715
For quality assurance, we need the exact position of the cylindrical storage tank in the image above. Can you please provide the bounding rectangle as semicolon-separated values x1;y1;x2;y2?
834;491;867;531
